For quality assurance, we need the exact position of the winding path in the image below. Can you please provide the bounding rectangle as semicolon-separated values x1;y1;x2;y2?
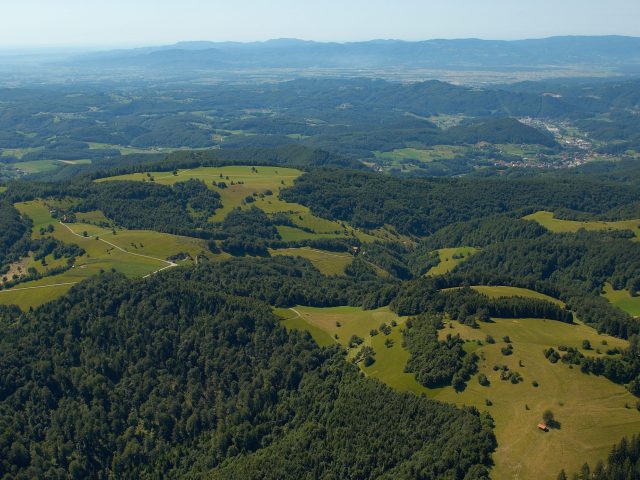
1;223;178;296
59;221;177;273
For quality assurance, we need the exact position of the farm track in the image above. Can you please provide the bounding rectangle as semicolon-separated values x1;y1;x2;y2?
1;223;179;295
59;221;177;270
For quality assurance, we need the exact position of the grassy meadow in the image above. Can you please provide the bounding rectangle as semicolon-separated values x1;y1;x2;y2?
603;283;640;317
13;160;64;174
0;201;212;309
98;166;377;242
269;247;353;275
433;318;639;480
427;246;478;275
278;288;639;479
525;211;640;239
375;146;466;164
2;165;383;309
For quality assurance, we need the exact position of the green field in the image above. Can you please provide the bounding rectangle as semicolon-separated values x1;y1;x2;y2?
269;247;353;275
497;143;547;157
0;156;91;174
375;146;466;164
0;201;213;309
75;210;111;225
13;160;63;174
603;283;640;317
277;305;424;394
525;211;640;239
99;166;378;242
88;142;176;155
0;186;6;194
427;246;478;275
0;283;77;309
280;305;401;350
434;318;638;480
274;307;335;347
280;300;638;479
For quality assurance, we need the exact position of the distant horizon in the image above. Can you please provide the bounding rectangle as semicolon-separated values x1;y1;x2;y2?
2;0;639;48
2;34;639;54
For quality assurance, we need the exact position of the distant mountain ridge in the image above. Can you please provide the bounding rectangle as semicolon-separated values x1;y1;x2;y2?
72;36;640;73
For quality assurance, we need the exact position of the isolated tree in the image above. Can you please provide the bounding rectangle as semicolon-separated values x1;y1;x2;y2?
543;409;557;428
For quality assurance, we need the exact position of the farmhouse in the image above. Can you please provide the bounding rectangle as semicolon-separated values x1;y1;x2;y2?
537;423;549;432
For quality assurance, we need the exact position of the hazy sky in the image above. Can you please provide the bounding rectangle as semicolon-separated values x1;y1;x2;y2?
1;0;639;48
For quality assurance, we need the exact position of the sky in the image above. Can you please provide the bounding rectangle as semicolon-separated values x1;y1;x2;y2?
1;0;639;49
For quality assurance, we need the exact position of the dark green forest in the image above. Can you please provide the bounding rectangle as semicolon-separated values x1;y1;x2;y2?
0;267;495;479
561;434;640;480
280;168;640;236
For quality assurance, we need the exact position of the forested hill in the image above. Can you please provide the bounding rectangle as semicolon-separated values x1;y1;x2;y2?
280;168;640;236
71;36;640;73
22;145;365;183
0;202;32;271
0;265;496;479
